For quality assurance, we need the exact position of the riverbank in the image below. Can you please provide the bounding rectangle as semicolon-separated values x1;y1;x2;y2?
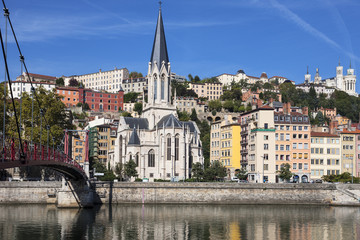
0;181;360;206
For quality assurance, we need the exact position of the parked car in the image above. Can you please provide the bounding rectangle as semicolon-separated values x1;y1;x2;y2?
315;179;323;183
231;176;239;182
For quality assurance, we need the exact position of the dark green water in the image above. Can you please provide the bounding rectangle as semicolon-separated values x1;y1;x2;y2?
0;204;359;240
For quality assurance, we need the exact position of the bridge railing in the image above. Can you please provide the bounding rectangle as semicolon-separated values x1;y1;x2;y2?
0;137;84;173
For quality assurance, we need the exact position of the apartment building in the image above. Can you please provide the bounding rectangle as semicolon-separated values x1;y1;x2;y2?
210;115;238;166
56;86;80;107
72;131;87;169
9;81;56;98
90;124;117;167
274;110;311;183
175;97;206;115
220;123;241;177
310;132;341;179
240;105;276;183
188;82;223;100
78;88;124;112
66;67;129;93
340;129;358;177
122;77;147;93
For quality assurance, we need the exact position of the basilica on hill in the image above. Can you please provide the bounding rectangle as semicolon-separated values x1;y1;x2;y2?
114;5;204;180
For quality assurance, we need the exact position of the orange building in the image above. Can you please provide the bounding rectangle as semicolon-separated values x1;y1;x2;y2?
56;86;80;107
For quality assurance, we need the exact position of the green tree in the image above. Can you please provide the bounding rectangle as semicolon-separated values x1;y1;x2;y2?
124;159;138;179
190;108;198;122
134;102;143;116
236;167;248;180
315;111;325;126
204;161;227;181
129;71;143;78
177;110;190;121
223;100;234;112
56;77;64;86
198;120;210;168
208;100;222;112
83;103;90;111
277;163;293;182
68;78;79;87
124;92;139;103
191;162;204;181
121;111;132;117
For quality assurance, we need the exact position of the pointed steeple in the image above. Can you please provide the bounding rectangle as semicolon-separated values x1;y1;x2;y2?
350;60;352;69
150;4;169;71
128;127;140;145
339;57;341;66
307;65;309;74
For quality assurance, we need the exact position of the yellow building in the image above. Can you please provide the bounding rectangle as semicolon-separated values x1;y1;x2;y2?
72;131;87;169
340;129;358;176
220;123;241;177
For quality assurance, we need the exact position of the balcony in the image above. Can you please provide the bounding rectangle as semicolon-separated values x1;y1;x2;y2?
240;149;248;154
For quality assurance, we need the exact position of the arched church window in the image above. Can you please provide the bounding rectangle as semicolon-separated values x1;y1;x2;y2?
129;153;132;162
119;135;123;160
154;74;158;100
166;134;171;161
161;74;165;100
148;149;155;167
135;153;139;166
175;134;179;161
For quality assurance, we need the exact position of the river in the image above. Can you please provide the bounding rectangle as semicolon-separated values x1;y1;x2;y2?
0;204;359;239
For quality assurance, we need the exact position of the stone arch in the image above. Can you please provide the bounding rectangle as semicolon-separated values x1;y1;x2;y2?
153;73;158;100
148;149;155;167
161;73;165;100
215;116;221;121
175;134;180;161
135;153;139;166
207;116;213;122
166;133;172;161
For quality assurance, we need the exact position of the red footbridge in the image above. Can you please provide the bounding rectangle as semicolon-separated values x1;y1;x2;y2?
0;137;87;180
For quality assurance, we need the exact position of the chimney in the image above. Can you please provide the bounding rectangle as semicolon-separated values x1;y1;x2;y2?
257;99;263;108
284;102;291;114
302;106;309;116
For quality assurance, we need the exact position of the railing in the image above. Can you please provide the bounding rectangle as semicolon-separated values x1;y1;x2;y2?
0;137;84;172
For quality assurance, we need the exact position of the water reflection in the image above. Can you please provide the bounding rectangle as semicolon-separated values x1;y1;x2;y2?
0;204;359;240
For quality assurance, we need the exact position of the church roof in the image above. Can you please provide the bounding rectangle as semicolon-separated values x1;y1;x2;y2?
150;7;169;70
183;121;196;133
124;117;149;130
128;127;140;145
157;114;183;129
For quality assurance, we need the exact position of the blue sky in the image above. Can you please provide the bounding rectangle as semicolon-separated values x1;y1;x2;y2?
1;0;359;87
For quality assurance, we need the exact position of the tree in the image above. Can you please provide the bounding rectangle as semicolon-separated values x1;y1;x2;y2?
83;103;90;111
204;161;227;181
177;110;190;121
121;111;132;117
124;92;139;103
134;102;143;116
129;72;143;78
208;100;222;112
188;74;194;82
115;162;124;180
193;75;201;83
124;159;138;180
198;120;210;168
277;163;293;182
236;167;248;180
223;100;234;112
315;111;325;126
68;78;79;87
190;108;198;122
191;162;204;181
56;77;64;86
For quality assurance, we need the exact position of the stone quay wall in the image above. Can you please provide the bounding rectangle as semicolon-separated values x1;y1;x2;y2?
0;181;61;204
0;182;360;206
93;182;360;206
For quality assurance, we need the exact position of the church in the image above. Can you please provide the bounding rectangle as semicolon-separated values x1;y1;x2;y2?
113;5;204;181
303;61;357;96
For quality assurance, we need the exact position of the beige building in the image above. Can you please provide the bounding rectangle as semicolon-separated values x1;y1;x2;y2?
188;82;222;100
122;77;147;93
240;105;276;183
16;72;57;83
340;129;358;176
310;132;341;179
66;67;129;93
175;97;205;115
123;102;140;118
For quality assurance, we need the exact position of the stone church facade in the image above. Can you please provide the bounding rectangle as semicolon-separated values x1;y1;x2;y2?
114;6;203;181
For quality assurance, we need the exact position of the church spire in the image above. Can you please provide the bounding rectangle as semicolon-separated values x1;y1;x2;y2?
150;4;169;71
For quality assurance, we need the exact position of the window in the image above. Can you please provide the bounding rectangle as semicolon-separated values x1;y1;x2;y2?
148;150;155;167
175;135;179;161
264;144;269;150
263;154;268;160
167;135;171;160
293;163;297;170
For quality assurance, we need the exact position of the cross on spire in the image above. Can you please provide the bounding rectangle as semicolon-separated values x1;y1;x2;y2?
159;1;162;9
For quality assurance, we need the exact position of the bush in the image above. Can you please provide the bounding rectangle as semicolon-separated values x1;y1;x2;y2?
154;179;171;182
135;178;142;182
